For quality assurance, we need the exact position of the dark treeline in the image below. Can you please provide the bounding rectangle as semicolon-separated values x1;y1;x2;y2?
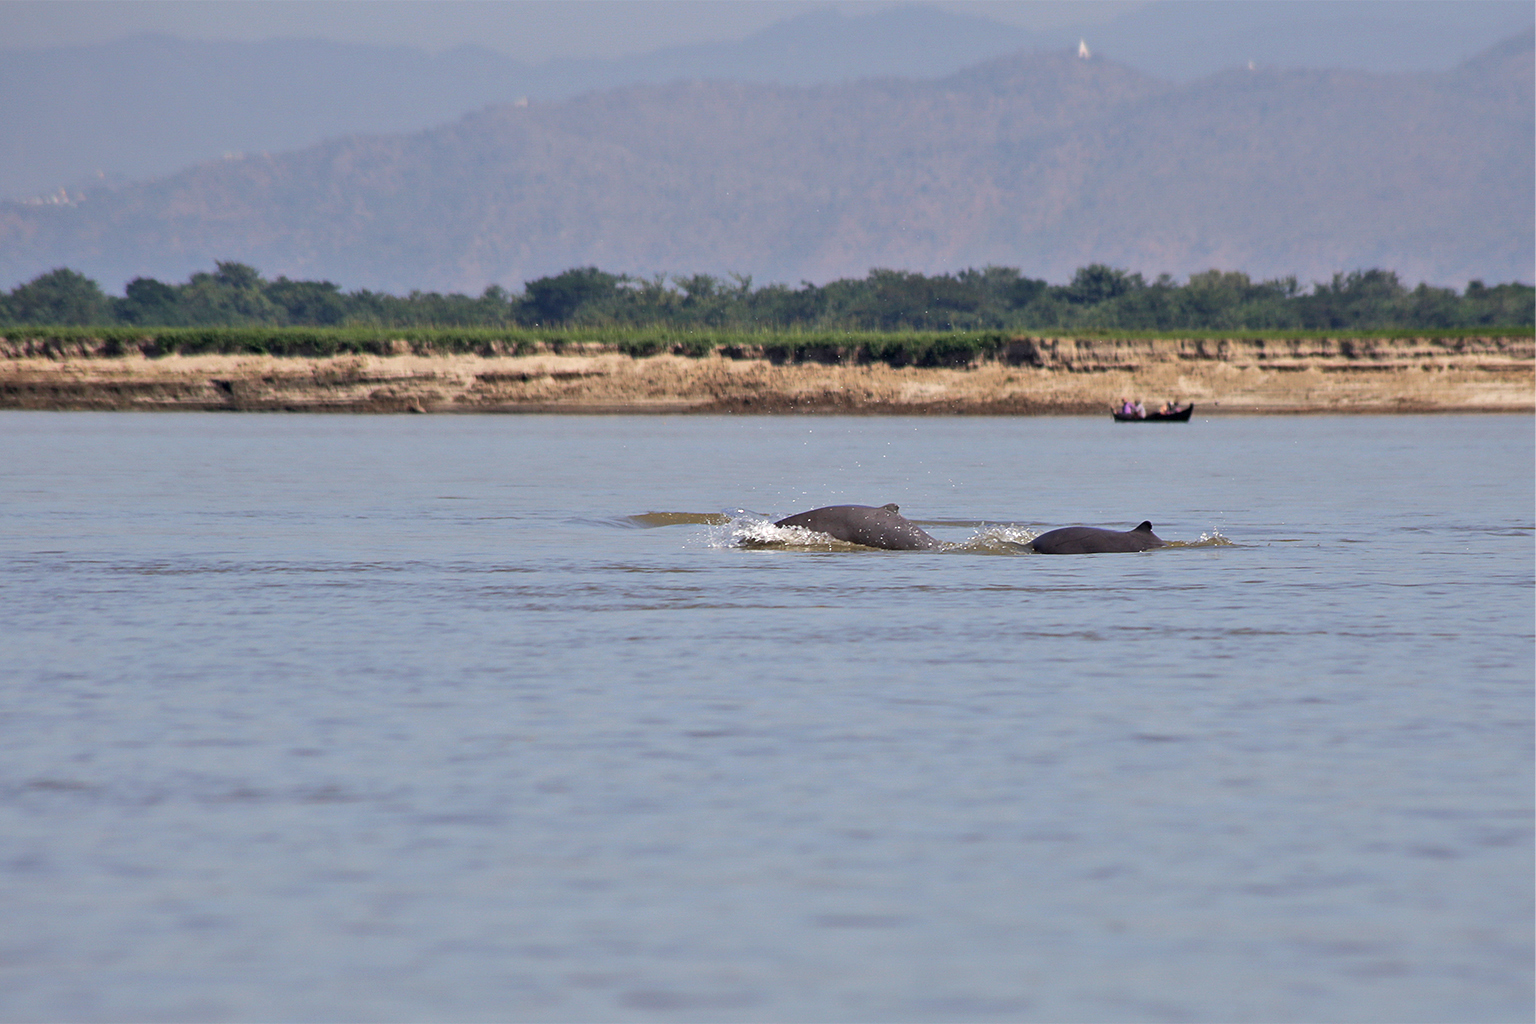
2;262;1532;333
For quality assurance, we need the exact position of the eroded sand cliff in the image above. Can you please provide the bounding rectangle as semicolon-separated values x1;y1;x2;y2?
1;335;1529;414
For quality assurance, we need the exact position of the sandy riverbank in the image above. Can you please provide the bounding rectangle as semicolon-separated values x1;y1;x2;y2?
1;335;1530;414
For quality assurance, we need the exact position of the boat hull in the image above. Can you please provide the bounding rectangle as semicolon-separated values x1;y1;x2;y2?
1113;404;1193;422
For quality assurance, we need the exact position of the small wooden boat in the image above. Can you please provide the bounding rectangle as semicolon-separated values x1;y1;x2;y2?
1112;403;1194;422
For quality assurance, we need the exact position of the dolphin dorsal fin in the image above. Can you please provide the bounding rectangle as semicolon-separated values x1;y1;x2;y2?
1135;521;1153;532
882;503;900;512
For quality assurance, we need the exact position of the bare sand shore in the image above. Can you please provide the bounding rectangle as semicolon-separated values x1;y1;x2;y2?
1;335;1530;414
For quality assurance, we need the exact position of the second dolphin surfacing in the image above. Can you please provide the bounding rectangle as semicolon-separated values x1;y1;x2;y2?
773;503;943;550
1030;521;1166;554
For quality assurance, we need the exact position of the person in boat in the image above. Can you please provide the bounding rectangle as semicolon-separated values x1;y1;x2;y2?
1117;397;1135;415
1159;400;1174;414
1133;399;1146;418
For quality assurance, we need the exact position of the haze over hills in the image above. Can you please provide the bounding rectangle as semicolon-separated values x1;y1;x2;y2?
2;5;1042;204
1;29;1530;294
2;1;1529;204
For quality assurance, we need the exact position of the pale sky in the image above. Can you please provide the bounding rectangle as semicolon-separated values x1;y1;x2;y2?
1;1;1141;58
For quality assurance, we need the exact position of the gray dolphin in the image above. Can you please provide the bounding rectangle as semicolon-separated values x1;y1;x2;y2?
1031;521;1166;554
773;503;943;550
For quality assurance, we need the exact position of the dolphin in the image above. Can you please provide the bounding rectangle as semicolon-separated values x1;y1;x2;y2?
1030;521;1166;554
773;503;943;551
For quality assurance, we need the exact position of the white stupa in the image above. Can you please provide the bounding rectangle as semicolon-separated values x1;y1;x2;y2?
1078;39;1091;59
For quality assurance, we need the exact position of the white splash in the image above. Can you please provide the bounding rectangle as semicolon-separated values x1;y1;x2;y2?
702;513;836;550
949;524;1039;554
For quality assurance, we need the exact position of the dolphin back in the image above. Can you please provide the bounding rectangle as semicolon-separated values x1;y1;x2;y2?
1031;521;1165;554
773;504;943;550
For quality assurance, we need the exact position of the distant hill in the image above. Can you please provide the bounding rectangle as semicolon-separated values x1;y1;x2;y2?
1;32;1530;293
1;6;1046;204
2;1;1529;204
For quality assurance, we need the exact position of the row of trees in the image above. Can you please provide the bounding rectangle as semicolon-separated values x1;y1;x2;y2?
2;262;1531;332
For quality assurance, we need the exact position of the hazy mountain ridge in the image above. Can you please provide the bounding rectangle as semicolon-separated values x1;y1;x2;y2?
2;33;1530;293
0;33;534;203
1049;36;1535;283
2;2;1528;204
0;7;1047;204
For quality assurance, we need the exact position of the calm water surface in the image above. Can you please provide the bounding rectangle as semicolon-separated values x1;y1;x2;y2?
1;412;1531;1023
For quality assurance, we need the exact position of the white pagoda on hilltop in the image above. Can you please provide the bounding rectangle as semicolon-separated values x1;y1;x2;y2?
1078;39;1091;59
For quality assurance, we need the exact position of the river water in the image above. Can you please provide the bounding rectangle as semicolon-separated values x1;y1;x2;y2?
0;411;1530;1023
